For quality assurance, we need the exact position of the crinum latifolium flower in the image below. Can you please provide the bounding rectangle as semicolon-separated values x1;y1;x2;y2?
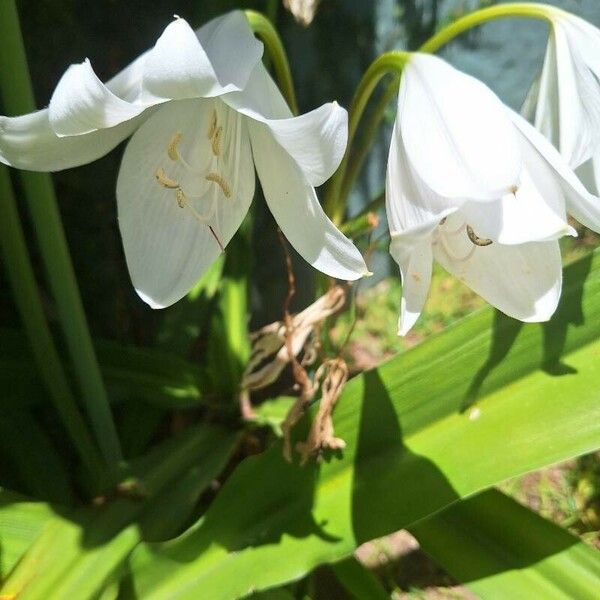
386;53;600;335
0;11;368;308
522;9;600;200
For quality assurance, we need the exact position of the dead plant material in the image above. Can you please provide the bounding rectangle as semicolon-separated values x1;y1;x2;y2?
240;286;346;395
295;358;349;465
283;0;321;26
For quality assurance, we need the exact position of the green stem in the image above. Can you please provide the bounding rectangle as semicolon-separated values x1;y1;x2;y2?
324;52;409;225
339;76;399;205
0;166;104;481
419;3;557;54
0;0;122;465
245;9;299;115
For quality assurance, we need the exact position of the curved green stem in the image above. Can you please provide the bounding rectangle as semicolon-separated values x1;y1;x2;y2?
419;3;557;53
245;10;298;115
324;51;409;225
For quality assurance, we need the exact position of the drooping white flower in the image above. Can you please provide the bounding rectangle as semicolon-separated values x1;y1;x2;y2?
522;10;600;197
0;11;368;308
386;53;600;335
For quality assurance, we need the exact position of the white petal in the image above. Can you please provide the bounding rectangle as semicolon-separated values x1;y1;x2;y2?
0;109;144;172
461;130;576;244
434;227;562;323
400;53;522;201
222;61;291;120
196;11;263;94
511;110;600;233
117;99;255;308
262;103;347;187
385;117;457;235
49;59;147;136
223;63;345;186
576;154;600;196
389;232;433;336
142;16;261;102
248;119;368;281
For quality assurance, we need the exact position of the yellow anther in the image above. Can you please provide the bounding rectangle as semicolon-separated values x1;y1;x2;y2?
509;185;519;194
176;188;187;208
466;225;493;247
211;126;222;156
155;168;179;189
206;172;231;198
167;132;183;161
207;109;218;140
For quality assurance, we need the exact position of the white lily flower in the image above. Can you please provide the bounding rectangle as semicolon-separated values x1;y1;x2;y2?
522;10;600;198
386;53;591;335
0;11;368;308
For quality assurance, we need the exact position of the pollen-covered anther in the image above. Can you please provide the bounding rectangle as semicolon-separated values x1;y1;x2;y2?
176;188;187;208
155;167;179;189
206;172;231;198
466;225;493;247
167;132;183;161
207;109;217;140
509;184;519;195
211;126;222;156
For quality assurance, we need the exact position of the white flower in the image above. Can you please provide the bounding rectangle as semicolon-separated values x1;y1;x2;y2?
522;10;600;199
386;53;599;335
0;11;368;308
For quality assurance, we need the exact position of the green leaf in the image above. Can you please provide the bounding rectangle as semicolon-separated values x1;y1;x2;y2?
0;409;72;504
129;249;600;599
1;425;239;600
0;328;205;410
0;490;55;579
411;489;600;599
331;556;389;600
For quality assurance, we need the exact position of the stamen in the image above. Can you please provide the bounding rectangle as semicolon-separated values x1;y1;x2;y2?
509;185;519;195
167;132;183;161
466;225;493;247
176;188;187;208
209;225;225;252
211;126;222;156
206;172;231;198
207;109;217;140
155;168;179;189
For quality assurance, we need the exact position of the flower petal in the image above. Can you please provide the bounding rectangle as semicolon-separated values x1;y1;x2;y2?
223;63;345;186
385;117;458;235
248;119;368;281
511;110;600;233
461;129;576;245
389;231;433;336
143;16;261;102
196;11;264;94
434;224;562;323
117;99;255;308
400;53;522;201
0;109;143;172
49;59;147;136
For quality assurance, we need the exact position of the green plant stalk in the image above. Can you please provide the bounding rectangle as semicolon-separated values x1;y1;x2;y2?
0;166;103;481
0;0;122;465
419;2;557;54
334;3;559;228
324;52;409;225
245;9;298;115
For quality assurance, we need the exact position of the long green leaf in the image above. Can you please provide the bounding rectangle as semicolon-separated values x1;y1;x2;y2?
331;556;389;600
0;328;204;410
1;425;239;600
0;168;103;480
129;248;600;599
411;489;600;599
0;0;121;466
0;490;55;579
